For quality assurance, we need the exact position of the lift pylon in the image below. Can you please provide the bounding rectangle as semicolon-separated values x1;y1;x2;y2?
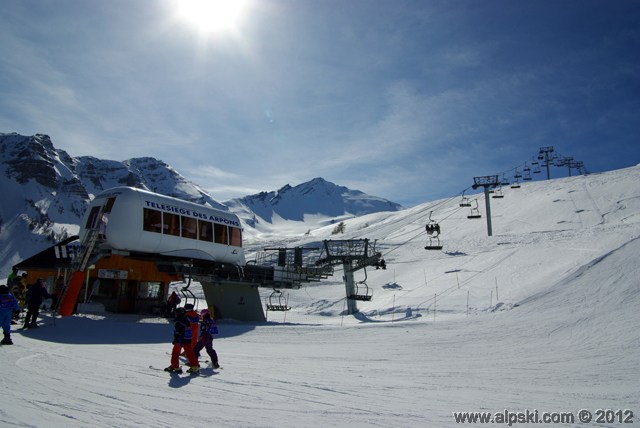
472;175;499;237
316;239;383;315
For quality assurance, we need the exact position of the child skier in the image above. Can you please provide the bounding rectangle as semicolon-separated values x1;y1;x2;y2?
193;308;220;369
0;284;20;345
165;307;200;374
184;303;200;350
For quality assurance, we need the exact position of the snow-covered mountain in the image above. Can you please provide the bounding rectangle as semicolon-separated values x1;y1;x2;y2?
224;177;402;227
0;132;403;274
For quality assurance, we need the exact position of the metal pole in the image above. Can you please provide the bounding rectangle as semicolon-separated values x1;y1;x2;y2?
343;262;357;315
392;294;396;322
545;151;551;180
484;187;493;236
466;290;470;318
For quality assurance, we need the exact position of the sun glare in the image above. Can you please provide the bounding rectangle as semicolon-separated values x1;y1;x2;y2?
176;0;246;33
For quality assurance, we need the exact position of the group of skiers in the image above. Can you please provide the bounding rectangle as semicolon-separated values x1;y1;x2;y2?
166;302;220;374
1;269;54;345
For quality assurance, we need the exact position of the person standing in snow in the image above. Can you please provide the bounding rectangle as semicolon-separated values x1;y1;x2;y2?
165;307;200;374
12;273;27;320
23;277;50;328
0;284;20;345
184;303;200;350
6;267;18;288
193;308;220;369
166;291;180;317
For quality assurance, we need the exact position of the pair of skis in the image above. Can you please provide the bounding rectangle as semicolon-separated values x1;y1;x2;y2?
148;364;222;373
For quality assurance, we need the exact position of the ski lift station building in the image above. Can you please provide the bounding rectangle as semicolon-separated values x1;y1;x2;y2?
13;186;245;316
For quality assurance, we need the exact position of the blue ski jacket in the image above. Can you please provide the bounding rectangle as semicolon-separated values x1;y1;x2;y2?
0;292;20;313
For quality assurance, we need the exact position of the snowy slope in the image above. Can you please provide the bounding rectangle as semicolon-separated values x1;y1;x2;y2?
1;165;639;427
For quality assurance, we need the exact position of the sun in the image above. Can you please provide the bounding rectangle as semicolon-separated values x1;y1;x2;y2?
176;0;246;33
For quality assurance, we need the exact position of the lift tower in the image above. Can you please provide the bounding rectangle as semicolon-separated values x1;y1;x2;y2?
472;175;500;237
316;239;383;315
538;146;555;180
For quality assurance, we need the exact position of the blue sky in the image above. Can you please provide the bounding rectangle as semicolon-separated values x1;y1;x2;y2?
1;0;639;207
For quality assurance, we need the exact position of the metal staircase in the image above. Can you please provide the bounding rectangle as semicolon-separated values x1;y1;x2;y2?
57;201;109;316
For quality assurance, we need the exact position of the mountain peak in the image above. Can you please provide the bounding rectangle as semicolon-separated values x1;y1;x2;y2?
225;177;403;223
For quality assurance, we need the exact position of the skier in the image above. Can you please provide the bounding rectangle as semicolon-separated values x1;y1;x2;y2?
193;308;220;369
165;307;200;374
24;277;50;328
184;303;200;350
0;284;20;345
12;273;27;320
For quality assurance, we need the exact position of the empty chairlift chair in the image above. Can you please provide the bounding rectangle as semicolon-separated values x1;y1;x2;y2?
348;268;373;301
467;199;482;219
492;185;504;199
459;191;472;207
265;289;291;312
349;281;373;301
513;168;522;180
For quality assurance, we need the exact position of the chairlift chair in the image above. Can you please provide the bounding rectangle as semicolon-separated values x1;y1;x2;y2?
425;211;441;235
492;186;504;199
459;191;472;207
348;268;373;301
265;289;291;312
179;266;198;310
467;199;482;219
425;211;443;250
510;180;521;189
425;235;443;250
349;281;373;301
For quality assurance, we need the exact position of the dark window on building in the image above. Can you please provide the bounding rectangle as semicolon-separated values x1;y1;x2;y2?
103;197;116;214
198;220;213;242
229;226;242;247
143;208;162;233
181;217;198;239
214;223;228;244
163;212;181;236
138;282;163;299
92;279;116;298
86;206;101;229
